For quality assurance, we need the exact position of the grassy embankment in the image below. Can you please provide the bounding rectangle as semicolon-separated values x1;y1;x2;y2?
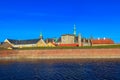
0;44;120;50
0;47;7;50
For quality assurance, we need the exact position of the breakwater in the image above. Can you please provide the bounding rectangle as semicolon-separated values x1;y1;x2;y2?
0;49;120;59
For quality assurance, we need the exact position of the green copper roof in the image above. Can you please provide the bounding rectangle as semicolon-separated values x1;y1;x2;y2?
73;24;76;36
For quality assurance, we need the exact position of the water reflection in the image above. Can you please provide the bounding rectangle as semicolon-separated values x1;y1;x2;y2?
0;59;120;80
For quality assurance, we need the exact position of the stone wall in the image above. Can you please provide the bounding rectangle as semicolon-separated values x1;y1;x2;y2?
0;49;120;59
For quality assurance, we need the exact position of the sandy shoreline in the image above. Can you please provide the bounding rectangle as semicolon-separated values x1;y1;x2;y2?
0;49;120;59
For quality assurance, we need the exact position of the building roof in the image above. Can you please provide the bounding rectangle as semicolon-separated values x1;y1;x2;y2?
7;39;41;45
62;34;75;36
0;42;4;45
57;37;61;42
45;38;54;43
58;44;79;47
91;38;114;44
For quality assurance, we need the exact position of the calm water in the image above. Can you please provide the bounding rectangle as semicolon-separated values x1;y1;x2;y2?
0;59;120;80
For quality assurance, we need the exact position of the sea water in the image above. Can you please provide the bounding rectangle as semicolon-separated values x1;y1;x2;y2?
0;59;120;80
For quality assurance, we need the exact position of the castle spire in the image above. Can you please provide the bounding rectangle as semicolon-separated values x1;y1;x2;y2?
73;24;76;36
40;32;43;39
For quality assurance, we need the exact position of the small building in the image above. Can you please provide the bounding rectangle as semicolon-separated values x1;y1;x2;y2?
36;39;47;47
45;38;56;47
58;43;79;47
4;38;47;48
46;42;55;47
3;33;47;48
91;38;114;46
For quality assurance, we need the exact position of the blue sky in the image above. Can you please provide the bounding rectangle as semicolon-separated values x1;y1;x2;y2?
0;0;120;43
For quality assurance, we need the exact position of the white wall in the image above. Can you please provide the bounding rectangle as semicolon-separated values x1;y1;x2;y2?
13;44;37;48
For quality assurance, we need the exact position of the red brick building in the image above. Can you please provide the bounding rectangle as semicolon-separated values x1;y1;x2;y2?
58;43;79;47
91;38;114;46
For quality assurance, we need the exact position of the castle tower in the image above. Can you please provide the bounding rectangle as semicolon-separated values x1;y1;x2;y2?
40;32;43;39
78;33;82;46
73;24;76;36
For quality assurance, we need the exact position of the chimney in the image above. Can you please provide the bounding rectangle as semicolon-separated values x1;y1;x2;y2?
46;39;48;43
104;37;106;40
98;37;100;40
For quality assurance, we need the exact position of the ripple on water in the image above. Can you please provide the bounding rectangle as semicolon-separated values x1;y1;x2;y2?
0;59;120;80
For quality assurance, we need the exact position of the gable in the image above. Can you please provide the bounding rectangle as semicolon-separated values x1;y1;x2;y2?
37;39;47;47
4;39;14;46
2;42;13;48
47;42;55;47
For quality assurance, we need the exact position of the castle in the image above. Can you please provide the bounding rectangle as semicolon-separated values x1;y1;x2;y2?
0;25;114;49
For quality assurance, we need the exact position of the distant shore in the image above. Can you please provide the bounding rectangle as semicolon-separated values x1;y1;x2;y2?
0;48;120;59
